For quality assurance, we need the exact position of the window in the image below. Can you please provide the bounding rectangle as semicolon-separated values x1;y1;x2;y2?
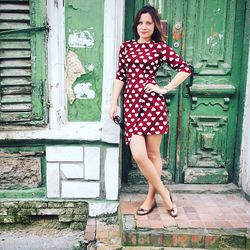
0;0;47;125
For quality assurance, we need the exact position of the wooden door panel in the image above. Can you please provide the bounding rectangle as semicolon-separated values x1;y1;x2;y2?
181;0;244;183
186;0;236;75
124;0;245;184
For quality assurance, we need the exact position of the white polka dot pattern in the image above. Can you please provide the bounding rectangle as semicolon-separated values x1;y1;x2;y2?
116;40;191;144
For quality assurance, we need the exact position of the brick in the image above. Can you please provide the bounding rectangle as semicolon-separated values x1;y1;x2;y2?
191;235;205;248
84;231;95;241
46;146;83;162
150;232;164;246
3;216;15;224
164;234;173;246
75;201;88;207
73;207;88;215
172;234;192;248
64;208;73;215
176;219;191;228
59;214;73;222
64;202;76;208
0;208;7;215
47;201;65;208
149;219;164;229
205;235;219;249
190;220;204;228
87;218;96;226
18;208;37;216
96;230;109;240
33;201;48;208
85;224;95;233
124;215;136;230
123;231;137;246
136;220;150;228
37;208;64;215
72;214;87;222
205;235;246;249
137;232;150;246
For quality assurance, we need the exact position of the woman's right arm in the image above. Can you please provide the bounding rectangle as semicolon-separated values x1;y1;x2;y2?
109;79;124;119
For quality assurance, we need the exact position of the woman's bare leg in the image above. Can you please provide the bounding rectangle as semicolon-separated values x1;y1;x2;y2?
139;134;163;209
130;134;173;210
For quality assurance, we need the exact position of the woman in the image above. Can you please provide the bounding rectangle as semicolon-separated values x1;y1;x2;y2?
109;5;191;217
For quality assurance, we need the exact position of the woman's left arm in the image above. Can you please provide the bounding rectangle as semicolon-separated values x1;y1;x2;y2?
145;43;192;95
145;71;191;95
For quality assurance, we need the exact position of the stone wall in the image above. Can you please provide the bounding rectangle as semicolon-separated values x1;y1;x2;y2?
0;200;88;230
0;157;42;189
46;145;119;200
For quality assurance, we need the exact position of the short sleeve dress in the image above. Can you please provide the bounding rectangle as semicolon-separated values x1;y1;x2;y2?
116;40;191;145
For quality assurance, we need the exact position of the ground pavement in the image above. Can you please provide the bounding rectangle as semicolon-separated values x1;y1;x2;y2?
0;184;249;249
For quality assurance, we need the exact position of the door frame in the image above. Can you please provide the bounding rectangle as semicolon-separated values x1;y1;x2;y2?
233;0;250;185
121;0;250;185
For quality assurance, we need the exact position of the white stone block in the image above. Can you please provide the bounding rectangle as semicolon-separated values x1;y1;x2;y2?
101;105;120;144
84;147;100;180
46;146;83;162
88;201;119;217
61;181;100;198
47;163;60;198
104;147;119;200
61;163;84;179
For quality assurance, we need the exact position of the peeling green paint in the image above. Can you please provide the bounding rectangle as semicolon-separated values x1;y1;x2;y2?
65;0;104;121
0;0;47;125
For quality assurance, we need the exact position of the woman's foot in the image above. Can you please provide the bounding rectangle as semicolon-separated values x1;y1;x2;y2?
163;189;178;217
136;197;156;216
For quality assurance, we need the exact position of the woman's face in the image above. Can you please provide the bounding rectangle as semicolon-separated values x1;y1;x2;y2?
137;12;155;41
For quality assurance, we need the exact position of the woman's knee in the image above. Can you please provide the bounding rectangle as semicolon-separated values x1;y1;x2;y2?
147;150;161;161
132;151;148;165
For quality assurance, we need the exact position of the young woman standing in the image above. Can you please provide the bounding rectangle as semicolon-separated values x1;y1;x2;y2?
109;5;191;217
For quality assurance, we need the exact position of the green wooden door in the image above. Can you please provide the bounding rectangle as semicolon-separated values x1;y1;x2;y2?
124;0;246;184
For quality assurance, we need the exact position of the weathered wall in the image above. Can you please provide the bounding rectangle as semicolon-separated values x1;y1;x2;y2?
65;0;104;121
0;0;124;206
0;146;44;191
240;44;250;196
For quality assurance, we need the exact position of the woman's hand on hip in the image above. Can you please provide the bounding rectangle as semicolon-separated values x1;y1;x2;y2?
144;83;168;95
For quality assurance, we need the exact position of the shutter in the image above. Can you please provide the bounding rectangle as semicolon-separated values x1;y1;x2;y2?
0;0;47;125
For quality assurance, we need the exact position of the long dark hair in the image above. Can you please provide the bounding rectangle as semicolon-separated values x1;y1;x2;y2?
133;5;164;42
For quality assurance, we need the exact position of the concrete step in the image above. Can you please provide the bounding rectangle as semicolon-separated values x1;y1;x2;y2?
119;192;250;249
122;248;205;250
121;183;242;195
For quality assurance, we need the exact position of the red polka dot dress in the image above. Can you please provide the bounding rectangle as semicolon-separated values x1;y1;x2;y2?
116;40;191;145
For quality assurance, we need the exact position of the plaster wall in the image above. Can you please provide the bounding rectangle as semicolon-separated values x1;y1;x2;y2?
240;42;250;195
0;0;125;203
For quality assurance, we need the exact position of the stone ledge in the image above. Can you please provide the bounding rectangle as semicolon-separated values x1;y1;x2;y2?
121;227;248;249
0;200;88;230
121;183;242;194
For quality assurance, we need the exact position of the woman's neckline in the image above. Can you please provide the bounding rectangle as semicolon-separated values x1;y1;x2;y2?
135;39;153;44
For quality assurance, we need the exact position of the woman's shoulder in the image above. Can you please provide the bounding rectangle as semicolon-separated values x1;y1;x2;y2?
121;40;136;47
156;40;170;48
